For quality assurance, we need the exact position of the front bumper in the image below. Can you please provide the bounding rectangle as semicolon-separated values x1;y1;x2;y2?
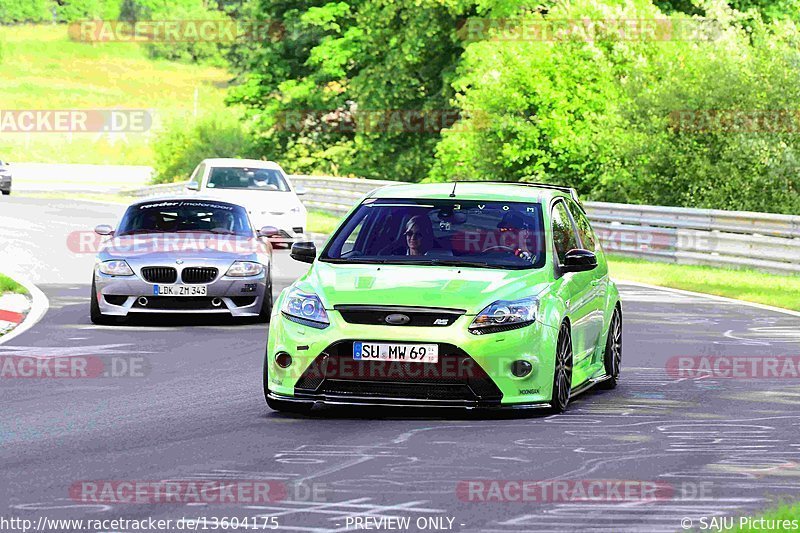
95;270;267;317
265;308;560;407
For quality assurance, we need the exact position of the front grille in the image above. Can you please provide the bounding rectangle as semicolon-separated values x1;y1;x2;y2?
181;267;218;284
135;297;218;310
294;342;502;403
334;305;465;327
140;267;177;284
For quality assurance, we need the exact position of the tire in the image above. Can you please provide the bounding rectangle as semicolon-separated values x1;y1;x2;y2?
255;271;273;323
89;279;113;325
1;190;9;195
598;307;622;390
549;322;574;414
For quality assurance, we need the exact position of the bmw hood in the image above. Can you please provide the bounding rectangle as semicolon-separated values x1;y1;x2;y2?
202;190;303;215
303;262;551;315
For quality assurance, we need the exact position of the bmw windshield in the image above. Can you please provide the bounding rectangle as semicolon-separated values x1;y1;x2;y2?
322;199;546;269
116;200;253;236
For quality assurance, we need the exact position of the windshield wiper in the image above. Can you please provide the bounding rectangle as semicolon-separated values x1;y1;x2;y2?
425;259;509;269
117;229;168;236
175;229;237;235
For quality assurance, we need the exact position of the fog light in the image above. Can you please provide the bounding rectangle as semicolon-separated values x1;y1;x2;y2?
511;360;532;377
275;352;292;368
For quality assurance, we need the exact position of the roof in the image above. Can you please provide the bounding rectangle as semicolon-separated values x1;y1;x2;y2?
367;181;576;204
201;158;283;170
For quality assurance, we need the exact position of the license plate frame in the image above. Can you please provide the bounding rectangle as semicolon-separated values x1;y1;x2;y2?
152;285;208;296
353;342;439;363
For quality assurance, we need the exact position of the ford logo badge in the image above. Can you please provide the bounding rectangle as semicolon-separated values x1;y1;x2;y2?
385;313;410;325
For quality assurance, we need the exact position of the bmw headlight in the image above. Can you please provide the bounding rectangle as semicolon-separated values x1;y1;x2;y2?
469;296;538;335
98;260;134;276
281;287;329;329
225;261;264;277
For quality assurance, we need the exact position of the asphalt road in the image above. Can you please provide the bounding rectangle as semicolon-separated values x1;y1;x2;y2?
1;196;800;533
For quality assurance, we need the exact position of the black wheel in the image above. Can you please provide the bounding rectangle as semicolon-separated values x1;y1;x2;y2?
89;279;113;325
255;271;273;323
549;322;573;413
1;190;9;196
598;307;622;390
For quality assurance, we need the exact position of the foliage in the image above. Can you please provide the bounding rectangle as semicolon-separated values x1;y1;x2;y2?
152;113;259;183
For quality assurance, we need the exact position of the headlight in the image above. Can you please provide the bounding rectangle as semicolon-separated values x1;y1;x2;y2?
280;287;329;328
469;296;538;335
98;260;134;276
225;261;264;277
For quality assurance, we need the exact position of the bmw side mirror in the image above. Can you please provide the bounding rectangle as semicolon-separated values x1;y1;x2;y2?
294;185;307;196
290;242;316;264
186;182;199;191
94;224;114;236
258;225;281;238
562;249;597;273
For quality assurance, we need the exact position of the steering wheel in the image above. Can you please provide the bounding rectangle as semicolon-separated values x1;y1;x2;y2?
483;245;517;254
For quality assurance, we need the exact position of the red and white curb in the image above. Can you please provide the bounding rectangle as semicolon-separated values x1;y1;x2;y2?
0;276;49;345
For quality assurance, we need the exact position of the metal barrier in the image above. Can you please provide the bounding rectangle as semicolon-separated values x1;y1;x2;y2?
124;175;800;274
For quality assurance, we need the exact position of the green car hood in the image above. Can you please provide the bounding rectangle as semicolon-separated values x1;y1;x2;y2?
303;261;552;315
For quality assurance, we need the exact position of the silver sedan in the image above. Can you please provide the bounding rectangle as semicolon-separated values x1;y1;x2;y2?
90;197;277;324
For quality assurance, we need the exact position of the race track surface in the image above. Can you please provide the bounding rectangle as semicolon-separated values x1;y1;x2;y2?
1;197;799;532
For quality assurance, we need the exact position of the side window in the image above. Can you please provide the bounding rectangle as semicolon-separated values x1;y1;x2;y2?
567;201;597;252
551;201;579;265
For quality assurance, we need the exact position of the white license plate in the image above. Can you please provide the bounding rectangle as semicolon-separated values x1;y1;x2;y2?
152;285;208;296
353;342;438;363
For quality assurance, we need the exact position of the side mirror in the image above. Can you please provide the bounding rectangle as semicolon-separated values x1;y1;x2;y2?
294;185;307;196
562;249;597;273
290;242;316;264
258;225;281;238
94;224;114;236
186;182;199;191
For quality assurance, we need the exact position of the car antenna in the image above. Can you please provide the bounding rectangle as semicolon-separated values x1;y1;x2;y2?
449;181;457;198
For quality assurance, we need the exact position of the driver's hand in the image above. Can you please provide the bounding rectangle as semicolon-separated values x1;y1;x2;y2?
514;249;533;262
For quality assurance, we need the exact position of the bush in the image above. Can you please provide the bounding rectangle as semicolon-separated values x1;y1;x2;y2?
0;0;51;23
431;0;800;214
152;113;259;184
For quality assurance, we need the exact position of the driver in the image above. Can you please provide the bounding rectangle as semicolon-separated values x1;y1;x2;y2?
497;211;536;263
405;215;435;256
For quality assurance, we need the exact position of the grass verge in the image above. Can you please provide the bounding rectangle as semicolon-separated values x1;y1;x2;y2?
0;274;26;295
732;502;800;531
307;210;344;235
0;24;230;165
608;255;800;312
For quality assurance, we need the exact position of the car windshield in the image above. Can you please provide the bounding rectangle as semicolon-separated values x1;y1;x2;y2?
116;200;253;236
322;199;546;269
207;167;289;192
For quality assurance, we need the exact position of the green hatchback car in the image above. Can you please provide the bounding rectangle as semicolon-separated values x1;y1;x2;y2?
264;182;622;413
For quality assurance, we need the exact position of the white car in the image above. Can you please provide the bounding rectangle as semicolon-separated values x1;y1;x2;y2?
186;159;307;245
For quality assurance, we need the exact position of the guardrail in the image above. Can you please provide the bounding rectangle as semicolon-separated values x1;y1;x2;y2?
124;175;800;274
